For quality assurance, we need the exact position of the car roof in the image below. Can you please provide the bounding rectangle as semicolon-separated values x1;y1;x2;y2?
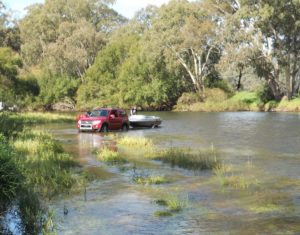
93;107;124;111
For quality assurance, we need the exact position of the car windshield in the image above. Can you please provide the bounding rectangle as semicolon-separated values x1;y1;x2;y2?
89;109;109;117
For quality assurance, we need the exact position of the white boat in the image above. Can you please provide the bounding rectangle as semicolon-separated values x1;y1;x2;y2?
129;115;162;128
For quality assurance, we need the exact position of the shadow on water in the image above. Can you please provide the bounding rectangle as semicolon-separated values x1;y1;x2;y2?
42;112;300;234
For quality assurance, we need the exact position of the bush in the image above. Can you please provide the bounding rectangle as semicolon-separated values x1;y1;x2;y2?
204;88;228;103
0;135;23;211
256;84;275;103
0;112;24;138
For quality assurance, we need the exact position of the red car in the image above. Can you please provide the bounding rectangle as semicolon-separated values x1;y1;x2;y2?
77;107;129;132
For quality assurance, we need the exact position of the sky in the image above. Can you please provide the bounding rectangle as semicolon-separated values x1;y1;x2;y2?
3;0;170;19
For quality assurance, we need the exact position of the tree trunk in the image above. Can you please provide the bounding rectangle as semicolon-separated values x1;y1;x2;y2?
267;75;282;101
285;66;292;100
236;68;242;91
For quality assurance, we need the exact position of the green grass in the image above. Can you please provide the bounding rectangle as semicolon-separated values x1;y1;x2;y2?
229;91;259;104
133;175;169;185
12;130;80;197
153;148;220;170
154;210;173;217
0;134;23;209
10;112;75;124
246;190;291;214
0;113;85;234
174;91;262;112
276;97;300;112
213;163;260;190
117;136;154;149
154;194;188;217
97;147;126;164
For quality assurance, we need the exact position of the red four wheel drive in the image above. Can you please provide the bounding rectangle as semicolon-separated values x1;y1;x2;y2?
77;107;129;132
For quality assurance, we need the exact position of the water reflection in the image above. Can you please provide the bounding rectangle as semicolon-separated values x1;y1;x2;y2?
46;112;300;235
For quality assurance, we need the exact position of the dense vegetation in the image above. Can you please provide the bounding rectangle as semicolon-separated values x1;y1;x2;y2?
0;112;84;234
0;0;299;111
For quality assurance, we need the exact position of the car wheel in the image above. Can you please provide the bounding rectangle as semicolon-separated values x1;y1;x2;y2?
101;124;108;132
122;124;128;131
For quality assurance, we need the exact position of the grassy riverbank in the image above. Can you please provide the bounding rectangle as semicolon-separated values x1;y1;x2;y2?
0;112;83;234
174;89;300;112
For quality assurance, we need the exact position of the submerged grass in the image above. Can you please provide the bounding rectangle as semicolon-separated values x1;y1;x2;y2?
133;175;169;185
153;147;220;171
117;136;155;154
154;194;188;217
97;147;126;164
213;163;260;190
12;129;81;198
1;122;85;234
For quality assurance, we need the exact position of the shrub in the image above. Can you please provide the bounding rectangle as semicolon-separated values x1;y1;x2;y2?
0;134;23;211
0;112;24;138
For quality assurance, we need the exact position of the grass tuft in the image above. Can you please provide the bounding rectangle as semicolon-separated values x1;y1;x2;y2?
155;195;187;212
154;148;220;170
133;175;169;185
118;136;154;148
154;210;173;217
97;147;126;164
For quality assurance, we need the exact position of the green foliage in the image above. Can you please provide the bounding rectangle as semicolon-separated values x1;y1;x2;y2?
0;114;83;234
0;47;23;103
38;72;78;107
77;33;137;109
256;84;275;103
77;8;188;110
229;91;259;105
20;0;126;78
0;134;23;210
0;112;24;138
276;98;300;112
13;130;79;197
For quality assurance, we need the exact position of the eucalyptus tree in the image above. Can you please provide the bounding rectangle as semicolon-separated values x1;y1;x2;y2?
0;47;22;102
147;0;222;98
214;0;300;100
0;1;21;51
247;0;300;100
20;0;126;78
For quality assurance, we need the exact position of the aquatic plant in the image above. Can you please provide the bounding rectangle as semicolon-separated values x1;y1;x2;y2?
154;148;220;170
133;175;169;185
97;147;126;164
154;210;172;217
117;136;154;149
155;195;188;213
247;190;291;214
11;130;80;197
0;134;23;210
213;163;260;190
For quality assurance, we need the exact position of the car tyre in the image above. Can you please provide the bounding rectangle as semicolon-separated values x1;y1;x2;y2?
122;124;128;131
100;124;108;132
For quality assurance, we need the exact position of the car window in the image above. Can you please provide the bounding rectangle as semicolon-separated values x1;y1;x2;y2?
119;110;127;117
90;110;108;117
110;110;118;117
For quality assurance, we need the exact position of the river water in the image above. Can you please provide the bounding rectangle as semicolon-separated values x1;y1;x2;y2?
47;112;300;234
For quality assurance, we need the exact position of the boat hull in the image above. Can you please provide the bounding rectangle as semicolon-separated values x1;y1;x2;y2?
129;115;162;128
129;120;161;128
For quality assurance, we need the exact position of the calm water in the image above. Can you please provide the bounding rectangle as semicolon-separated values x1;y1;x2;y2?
47;112;300;234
